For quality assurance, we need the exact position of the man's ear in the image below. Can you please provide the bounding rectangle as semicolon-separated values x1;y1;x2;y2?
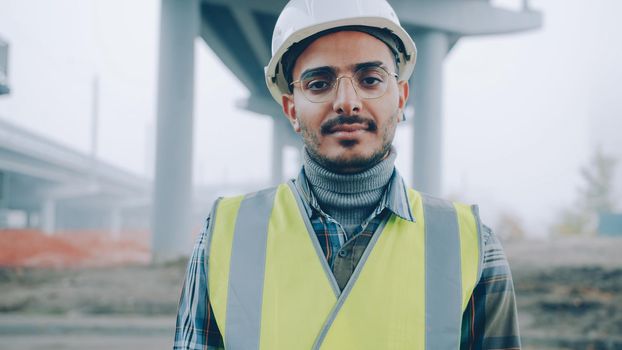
397;80;410;123
282;94;301;132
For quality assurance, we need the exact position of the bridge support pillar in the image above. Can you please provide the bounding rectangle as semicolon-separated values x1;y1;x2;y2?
110;208;121;240
26;210;39;228
410;30;449;197
272;119;284;185
41;199;55;235
152;0;199;262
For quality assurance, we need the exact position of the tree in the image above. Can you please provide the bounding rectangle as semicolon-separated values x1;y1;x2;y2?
579;147;617;214
552;147;618;236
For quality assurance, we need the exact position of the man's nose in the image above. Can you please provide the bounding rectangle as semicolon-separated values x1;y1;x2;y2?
332;77;362;115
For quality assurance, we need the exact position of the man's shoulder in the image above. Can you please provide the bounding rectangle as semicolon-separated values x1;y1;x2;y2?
208;181;300;217
216;181;293;202
409;189;477;210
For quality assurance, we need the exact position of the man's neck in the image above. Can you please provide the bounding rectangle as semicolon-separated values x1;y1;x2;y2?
302;147;396;236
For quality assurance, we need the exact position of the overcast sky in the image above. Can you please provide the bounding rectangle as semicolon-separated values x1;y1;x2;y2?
0;0;621;237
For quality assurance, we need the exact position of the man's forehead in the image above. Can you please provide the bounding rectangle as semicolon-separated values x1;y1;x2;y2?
292;31;395;77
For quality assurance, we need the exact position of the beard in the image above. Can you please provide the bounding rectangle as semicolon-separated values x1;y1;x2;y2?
305;140;392;174
299;112;398;174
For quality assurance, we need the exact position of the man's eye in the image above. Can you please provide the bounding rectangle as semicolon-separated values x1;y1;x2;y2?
360;76;382;86
306;80;331;91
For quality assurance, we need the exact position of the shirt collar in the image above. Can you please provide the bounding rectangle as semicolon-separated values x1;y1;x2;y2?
293;167;416;223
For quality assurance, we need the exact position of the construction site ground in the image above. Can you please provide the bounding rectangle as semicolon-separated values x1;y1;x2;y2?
0;230;621;350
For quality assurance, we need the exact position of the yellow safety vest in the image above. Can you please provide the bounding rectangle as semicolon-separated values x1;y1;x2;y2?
207;182;482;350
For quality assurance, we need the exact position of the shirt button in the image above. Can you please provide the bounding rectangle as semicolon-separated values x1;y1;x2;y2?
338;250;348;258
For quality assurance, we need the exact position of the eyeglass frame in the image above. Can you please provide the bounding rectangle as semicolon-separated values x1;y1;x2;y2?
289;64;399;103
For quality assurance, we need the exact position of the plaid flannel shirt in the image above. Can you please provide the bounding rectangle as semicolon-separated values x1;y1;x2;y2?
174;169;521;349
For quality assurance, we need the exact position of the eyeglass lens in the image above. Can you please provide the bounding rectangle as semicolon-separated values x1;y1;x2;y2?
299;66;391;103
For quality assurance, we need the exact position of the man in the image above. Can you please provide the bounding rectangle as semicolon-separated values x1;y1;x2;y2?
175;0;520;349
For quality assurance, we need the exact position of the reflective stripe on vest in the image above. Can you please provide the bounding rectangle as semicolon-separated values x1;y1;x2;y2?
207;182;482;350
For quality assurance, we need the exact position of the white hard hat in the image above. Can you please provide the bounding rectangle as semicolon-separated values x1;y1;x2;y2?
265;0;417;106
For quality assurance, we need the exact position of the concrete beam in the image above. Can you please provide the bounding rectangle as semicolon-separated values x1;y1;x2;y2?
201;0;542;36
393;1;542;36
199;3;258;93
0;118;149;191
237;96;281;118
201;0;284;14
42;183;101;200
231;8;272;64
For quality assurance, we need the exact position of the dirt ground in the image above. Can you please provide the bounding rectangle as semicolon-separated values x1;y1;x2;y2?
0;261;184;350
506;237;622;350
1;230;621;349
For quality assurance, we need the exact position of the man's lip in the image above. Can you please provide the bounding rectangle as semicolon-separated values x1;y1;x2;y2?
329;123;368;133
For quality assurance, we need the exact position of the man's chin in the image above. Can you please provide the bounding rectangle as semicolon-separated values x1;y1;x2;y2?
312;149;389;174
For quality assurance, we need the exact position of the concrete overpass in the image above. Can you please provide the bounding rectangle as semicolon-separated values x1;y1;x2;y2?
152;0;542;260
0;117;265;239
0;117;150;235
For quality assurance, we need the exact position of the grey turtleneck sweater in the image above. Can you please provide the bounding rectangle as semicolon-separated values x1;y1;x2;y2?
302;148;397;236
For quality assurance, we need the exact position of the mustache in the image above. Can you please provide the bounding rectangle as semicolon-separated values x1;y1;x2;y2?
320;115;377;135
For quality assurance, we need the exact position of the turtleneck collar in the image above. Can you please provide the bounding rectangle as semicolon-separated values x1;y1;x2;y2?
301;147;397;235
302;147;397;194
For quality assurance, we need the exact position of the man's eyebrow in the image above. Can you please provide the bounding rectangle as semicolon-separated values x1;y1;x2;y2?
298;61;387;80
352;61;384;71
299;66;335;80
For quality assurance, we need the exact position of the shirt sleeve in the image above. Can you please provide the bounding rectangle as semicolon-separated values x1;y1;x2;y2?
173;216;225;350
460;225;521;350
